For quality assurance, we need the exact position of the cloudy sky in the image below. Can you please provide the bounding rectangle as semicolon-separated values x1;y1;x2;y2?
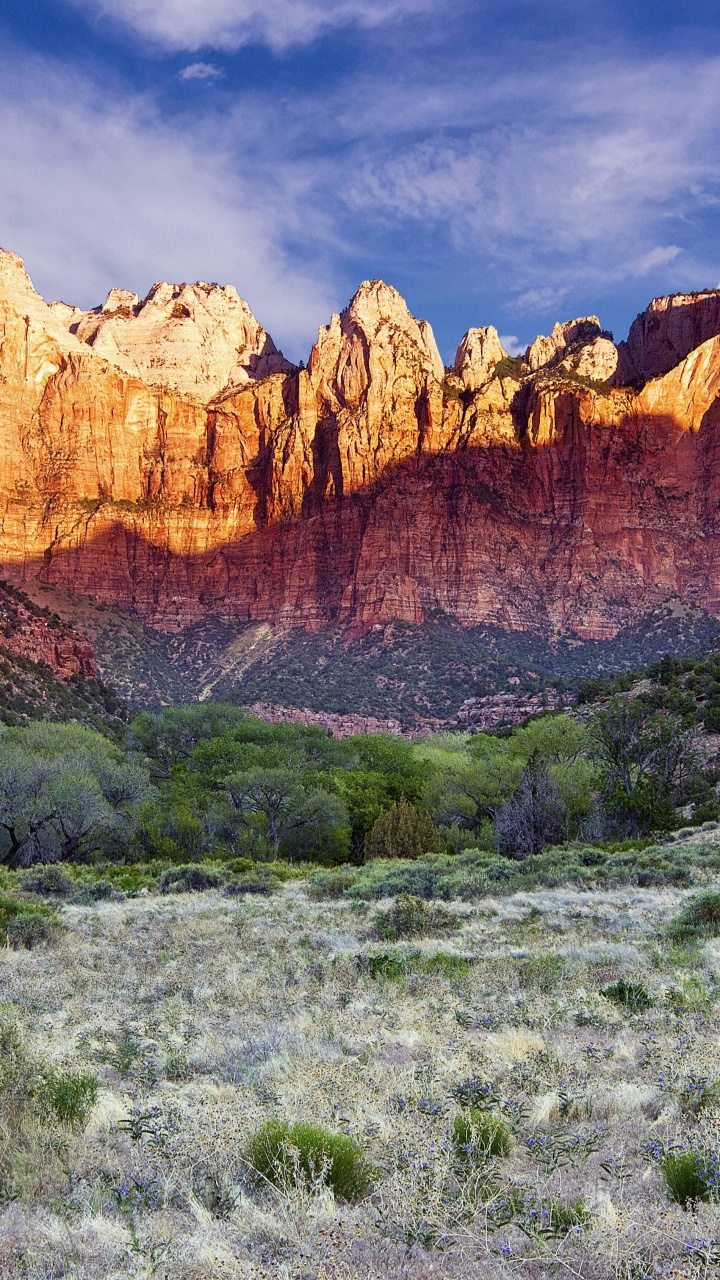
1;0;719;361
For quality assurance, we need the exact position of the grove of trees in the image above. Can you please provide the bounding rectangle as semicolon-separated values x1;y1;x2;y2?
0;677;716;871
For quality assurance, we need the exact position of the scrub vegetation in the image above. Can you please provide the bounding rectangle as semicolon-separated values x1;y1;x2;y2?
1;655;720;1275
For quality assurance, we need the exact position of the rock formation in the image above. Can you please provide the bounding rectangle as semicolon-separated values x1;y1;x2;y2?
1;247;720;643
50;278;294;402
0;582;96;678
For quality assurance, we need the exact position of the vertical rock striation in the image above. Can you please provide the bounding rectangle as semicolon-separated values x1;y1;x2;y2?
1;248;720;641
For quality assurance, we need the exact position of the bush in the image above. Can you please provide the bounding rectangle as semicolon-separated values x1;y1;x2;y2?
39;1068;98;1128
663;1150;719;1208
364;798;441;861
224;868;281;896
453;1111;512;1161
246;1119;372;1201
306;867;360;899
0;894;57;948
601;980;654;1013
372;893;459;940
158;864;227;894
19;865;76;898
668;892;720;942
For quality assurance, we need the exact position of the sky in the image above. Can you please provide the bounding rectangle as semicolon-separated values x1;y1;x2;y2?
1;1;720;363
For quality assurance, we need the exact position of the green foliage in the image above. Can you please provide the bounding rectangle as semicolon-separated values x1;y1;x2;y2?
222;767;349;863
364;797;441;861
601;980;654;1013
662;1151;718;1208
306;866;360;899
453;1111;513;1161
588;698;695;837
668;891;720;941
493;355;525;381
39;1068;98;1128
158;864;227;894
0;893;57;948
225;867;281;895
246;1119;373;1201
372;893;458;940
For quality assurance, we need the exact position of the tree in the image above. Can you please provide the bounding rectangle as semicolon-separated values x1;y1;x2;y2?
364;797;441;861
0;723;152;868
494;756;566;859
346;734;428;805
588;698;696;836
222;767;348;862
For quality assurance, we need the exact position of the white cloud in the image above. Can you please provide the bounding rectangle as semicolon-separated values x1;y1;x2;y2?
633;244;682;275
498;334;524;356
179;62;223;81
71;0;435;52
0;54;337;359
340;55;720;304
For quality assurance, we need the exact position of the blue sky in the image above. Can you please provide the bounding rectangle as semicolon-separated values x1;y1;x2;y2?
1;1;720;363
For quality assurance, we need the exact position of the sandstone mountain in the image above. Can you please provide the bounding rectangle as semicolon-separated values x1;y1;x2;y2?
1;246;720;665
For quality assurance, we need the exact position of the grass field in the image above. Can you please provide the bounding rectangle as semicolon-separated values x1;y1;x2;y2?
2;871;720;1279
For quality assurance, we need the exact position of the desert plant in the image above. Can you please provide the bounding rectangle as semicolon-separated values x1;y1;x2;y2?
19;864;76;897
668;891;720;941
0;893;57;947
245;1119;372;1201
158;864;226;894
224;867;280;895
372;893;458;940
364;797;441;861
453;1110;512;1161
662;1150;720;1208
530;1196;589;1237
601;979;654;1013
39;1068;98;1128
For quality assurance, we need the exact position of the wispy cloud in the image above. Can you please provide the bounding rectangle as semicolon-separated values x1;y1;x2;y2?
0;53;337;357
339;55;720;309
179;62;223;81
633;245;682;275
70;0;437;52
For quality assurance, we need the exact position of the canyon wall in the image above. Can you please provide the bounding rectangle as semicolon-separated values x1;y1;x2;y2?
1;248;720;641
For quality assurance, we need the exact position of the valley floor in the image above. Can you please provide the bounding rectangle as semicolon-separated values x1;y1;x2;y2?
2;878;720;1279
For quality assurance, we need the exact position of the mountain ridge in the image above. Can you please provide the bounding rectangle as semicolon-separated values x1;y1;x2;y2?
1;248;720;671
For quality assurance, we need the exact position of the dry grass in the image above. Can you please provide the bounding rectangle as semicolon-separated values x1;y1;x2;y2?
1;877;720;1278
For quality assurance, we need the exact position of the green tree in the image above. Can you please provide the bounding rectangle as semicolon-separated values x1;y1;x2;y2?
364;797;441;861
222;767;349;862
588;698;695;836
0;723;151;867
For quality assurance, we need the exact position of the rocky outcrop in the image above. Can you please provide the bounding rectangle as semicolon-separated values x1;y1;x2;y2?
51;277;294;402
454;326;507;390
616;292;720;385
2;249;720;645
0;582;96;678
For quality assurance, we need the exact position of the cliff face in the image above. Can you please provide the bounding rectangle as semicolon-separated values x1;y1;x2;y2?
1;248;720;642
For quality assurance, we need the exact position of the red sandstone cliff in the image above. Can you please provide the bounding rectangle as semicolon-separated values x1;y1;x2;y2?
1;247;720;642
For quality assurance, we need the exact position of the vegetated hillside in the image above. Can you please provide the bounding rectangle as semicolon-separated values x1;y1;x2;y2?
18;580;720;725
0;580;128;730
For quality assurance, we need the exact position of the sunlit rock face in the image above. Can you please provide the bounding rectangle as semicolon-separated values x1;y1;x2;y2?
2;248;720;640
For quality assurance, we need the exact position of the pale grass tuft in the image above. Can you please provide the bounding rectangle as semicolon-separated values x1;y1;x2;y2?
529;1090;560;1126
484;1026;545;1064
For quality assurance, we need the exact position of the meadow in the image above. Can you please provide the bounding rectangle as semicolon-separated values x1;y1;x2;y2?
2;859;720;1279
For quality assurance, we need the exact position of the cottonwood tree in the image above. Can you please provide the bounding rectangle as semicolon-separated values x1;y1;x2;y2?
0;724;151;867
588;698;697;836
222;767;348;861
